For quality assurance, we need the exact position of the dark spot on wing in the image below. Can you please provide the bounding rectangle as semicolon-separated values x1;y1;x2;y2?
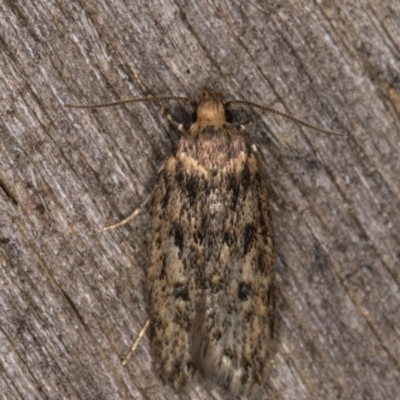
212;331;222;341
223;231;233;246
243;223;256;254
175;164;185;187
257;252;267;273
186;175;198;206
159;255;167;279
225;173;240;210
173;283;189;301
238;282;252;301
224;347;235;360
171;222;184;251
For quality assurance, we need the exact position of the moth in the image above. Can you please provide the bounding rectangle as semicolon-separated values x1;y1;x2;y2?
67;90;340;397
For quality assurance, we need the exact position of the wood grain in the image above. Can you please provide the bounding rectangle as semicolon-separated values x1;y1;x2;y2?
1;1;399;399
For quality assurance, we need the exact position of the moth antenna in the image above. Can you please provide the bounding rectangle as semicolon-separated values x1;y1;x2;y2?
225;100;343;137
65;96;196;109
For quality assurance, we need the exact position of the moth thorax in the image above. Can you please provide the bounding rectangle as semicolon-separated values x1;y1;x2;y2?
196;91;226;128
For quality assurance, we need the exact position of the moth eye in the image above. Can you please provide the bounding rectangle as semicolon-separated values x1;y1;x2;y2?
192;111;197;122
225;109;233;123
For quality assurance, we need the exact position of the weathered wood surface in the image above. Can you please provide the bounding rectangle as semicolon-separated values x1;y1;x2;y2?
1;1;399;399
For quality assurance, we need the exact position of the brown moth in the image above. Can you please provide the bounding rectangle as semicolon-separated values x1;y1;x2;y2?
67;90;340;397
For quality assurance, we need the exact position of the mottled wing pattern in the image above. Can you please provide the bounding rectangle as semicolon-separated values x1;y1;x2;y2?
148;124;275;396
148;150;201;389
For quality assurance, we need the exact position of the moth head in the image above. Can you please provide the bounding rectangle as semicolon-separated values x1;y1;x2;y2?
195;90;227;128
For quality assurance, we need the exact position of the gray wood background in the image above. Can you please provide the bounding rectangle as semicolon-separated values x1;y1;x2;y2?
1;1;399;399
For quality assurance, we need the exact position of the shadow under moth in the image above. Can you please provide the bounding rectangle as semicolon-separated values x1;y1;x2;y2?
67;90;340;397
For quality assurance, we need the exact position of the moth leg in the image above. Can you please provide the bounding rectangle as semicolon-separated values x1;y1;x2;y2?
122;319;150;366
159;107;186;133
97;191;152;233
